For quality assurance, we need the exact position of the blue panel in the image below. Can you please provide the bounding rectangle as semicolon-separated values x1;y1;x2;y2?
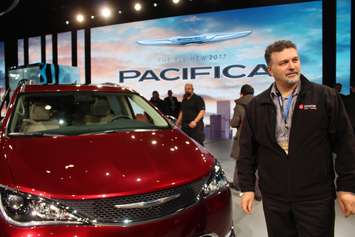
336;0;351;95
0;41;4;91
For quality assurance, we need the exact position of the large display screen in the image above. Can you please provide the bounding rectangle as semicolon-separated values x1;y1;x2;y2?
336;0;351;95
91;1;323;120
0;41;4;90
28;36;41;64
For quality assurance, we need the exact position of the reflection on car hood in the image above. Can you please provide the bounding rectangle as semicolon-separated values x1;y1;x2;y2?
1;128;214;199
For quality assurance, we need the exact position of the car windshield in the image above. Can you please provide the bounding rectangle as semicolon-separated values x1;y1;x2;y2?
8;91;170;136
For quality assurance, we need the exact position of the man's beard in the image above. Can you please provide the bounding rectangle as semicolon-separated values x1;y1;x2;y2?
284;73;300;85
183;92;192;99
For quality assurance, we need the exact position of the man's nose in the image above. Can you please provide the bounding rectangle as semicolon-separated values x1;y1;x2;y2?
288;61;296;70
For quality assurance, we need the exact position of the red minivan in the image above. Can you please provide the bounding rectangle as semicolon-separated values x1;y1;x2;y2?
0;82;234;237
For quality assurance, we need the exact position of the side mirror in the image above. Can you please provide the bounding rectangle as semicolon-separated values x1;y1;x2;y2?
166;115;177;125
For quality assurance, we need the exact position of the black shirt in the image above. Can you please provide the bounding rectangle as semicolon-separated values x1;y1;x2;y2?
181;94;205;125
149;98;167;114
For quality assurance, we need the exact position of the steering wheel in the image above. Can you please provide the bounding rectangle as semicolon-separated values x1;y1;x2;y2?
111;115;131;122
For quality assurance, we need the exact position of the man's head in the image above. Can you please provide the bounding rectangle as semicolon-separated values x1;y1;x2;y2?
168;90;173;97
334;83;342;93
152;91;159;100
240;84;254;96
265;40;301;86
184;83;194;97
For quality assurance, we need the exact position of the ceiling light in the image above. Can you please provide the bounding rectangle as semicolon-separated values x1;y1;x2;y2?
91;15;95;19
134;3;142;11
172;0;181;4
118;10;122;14
76;14;85;23
65;20;69;25
100;7;112;18
153;3;158;7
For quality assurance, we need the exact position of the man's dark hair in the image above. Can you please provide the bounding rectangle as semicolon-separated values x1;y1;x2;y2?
264;40;297;66
240;84;254;96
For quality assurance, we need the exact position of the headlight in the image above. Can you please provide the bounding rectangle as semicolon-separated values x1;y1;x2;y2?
200;160;229;198
0;186;89;226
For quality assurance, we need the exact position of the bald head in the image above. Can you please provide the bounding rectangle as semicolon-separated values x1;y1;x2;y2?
184;83;194;98
185;83;193;92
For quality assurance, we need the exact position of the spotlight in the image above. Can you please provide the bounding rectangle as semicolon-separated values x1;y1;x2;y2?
65;20;70;25
100;7;112;18
172;0;180;4
153;3;158;7
134;3;142;11
76;14;85;23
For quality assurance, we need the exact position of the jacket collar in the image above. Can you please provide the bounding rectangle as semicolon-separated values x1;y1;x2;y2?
235;94;253;104
259;74;312;105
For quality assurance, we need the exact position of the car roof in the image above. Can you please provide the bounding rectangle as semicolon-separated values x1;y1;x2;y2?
17;84;136;94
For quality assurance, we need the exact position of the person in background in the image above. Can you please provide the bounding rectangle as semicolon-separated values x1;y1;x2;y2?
230;84;261;200
149;91;167;114
334;83;346;100
176;83;206;145
238;40;355;237
164;90;180;118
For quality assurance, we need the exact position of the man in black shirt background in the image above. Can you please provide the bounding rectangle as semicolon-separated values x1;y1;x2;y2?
164;90;180;118
176;83;206;145
149;91;167;114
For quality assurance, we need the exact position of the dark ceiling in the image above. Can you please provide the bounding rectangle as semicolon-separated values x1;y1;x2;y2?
0;0;315;40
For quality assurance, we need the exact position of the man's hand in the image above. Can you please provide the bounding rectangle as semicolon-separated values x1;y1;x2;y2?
240;191;255;215
188;121;197;128
337;191;355;217
176;112;182;128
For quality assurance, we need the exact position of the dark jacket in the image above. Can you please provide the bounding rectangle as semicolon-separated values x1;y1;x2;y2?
238;76;355;201
344;92;355;130
149;98;167;115
164;96;180;118
230;94;254;160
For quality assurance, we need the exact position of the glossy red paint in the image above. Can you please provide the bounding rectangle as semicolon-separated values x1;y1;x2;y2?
0;84;233;236
2;129;214;199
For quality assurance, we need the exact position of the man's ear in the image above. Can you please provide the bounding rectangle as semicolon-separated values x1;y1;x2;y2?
267;65;273;77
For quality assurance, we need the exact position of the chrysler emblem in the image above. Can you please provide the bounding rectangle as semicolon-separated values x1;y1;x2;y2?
114;193;181;209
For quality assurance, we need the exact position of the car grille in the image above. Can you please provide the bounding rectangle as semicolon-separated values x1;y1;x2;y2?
59;178;206;225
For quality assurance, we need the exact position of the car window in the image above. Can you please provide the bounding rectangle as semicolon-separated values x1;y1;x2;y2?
8;92;170;136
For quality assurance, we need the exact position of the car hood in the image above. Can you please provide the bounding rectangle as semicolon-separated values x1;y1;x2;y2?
1;129;214;200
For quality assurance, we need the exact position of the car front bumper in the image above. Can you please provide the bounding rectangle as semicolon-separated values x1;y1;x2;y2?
0;189;233;237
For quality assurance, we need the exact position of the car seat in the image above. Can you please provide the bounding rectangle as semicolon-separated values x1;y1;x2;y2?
84;98;113;124
22;103;59;132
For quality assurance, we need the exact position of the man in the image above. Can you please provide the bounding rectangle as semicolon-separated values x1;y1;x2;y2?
334;83;346;100
164;90;180;118
149;91;167;114
230;84;261;200
176;83;205;145
344;85;355;133
238;40;355;237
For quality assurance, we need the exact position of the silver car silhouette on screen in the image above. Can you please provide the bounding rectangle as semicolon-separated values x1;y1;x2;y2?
137;31;252;46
